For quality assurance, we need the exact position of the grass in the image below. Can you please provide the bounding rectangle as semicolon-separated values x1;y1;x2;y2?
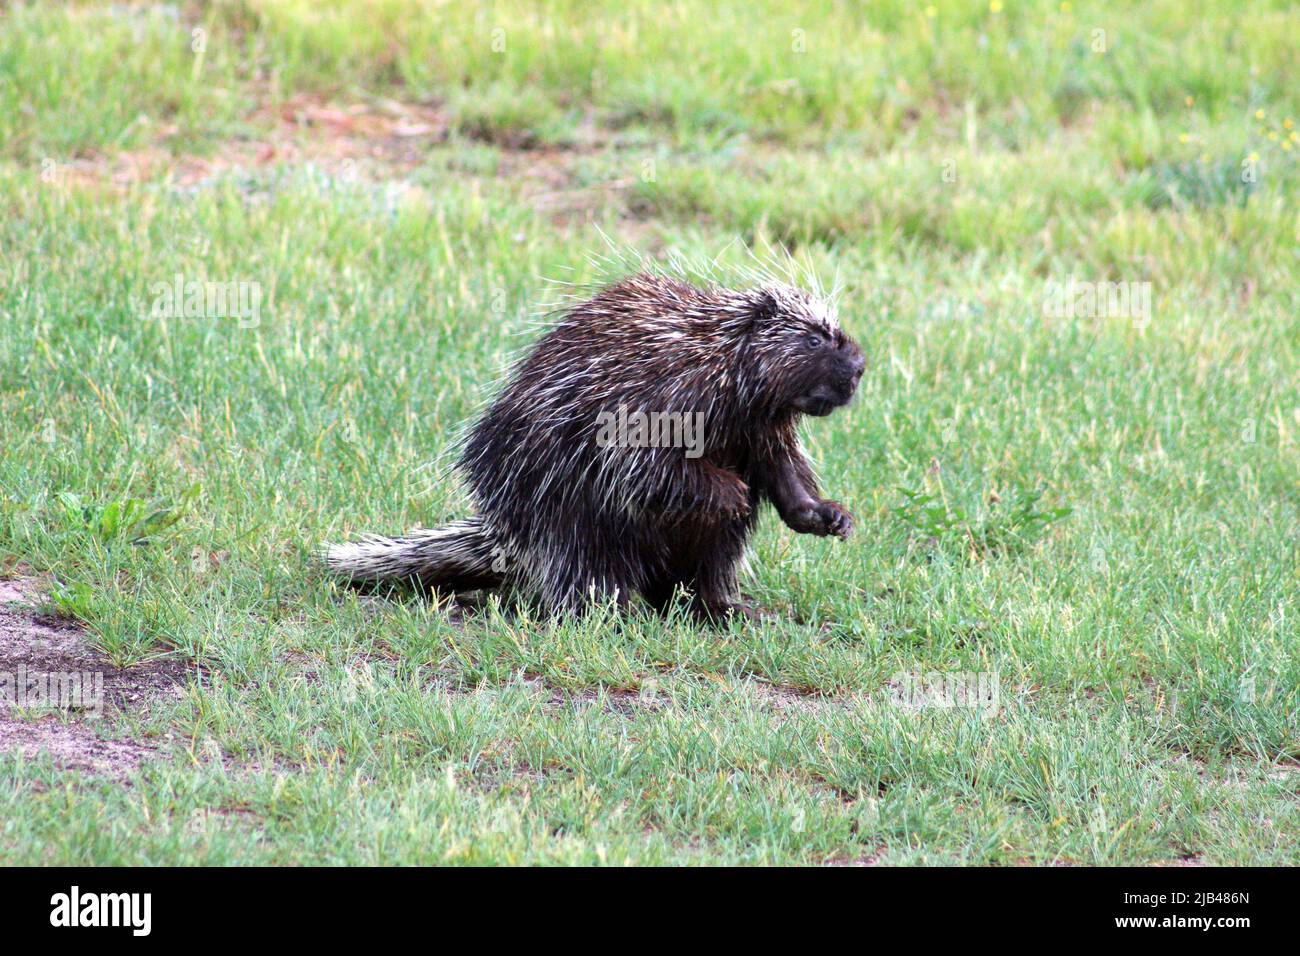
0;0;1297;865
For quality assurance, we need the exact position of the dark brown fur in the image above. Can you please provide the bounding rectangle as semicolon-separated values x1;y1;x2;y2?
325;273;865;623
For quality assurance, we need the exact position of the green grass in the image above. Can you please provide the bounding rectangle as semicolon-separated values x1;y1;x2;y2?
0;0;1297;865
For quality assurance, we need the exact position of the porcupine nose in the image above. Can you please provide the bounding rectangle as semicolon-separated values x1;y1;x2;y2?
839;345;865;389
847;349;865;382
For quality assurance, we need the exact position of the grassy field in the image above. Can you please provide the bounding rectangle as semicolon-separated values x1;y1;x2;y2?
0;0;1297;864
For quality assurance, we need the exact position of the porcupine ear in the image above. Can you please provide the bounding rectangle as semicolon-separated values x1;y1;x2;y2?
745;289;780;331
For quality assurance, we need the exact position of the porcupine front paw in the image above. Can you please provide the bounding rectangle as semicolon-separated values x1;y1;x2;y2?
787;499;853;539
710;474;752;521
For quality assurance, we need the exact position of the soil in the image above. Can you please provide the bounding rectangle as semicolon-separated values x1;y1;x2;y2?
0;576;192;778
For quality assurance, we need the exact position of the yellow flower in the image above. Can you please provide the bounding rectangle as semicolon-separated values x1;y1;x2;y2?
1248;152;1260;163
925;4;937;17
1285;119;1295;129
1178;133;1190;143
1284;141;1294;151
1184;96;1194;107
1200;153;1211;163
1269;131;1279;141
1060;1;1071;11
990;0;1003;12
1255;109;1265;120
1291;132;1299;142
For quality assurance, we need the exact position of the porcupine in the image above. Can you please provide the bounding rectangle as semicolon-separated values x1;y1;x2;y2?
322;272;865;623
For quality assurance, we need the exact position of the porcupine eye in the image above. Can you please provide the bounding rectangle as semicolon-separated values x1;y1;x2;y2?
804;332;824;349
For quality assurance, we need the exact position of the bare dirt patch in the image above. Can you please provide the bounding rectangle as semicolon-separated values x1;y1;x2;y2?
738;680;864;716
60;94;450;191
0;576;192;779
54;92;651;231
825;848;886;866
